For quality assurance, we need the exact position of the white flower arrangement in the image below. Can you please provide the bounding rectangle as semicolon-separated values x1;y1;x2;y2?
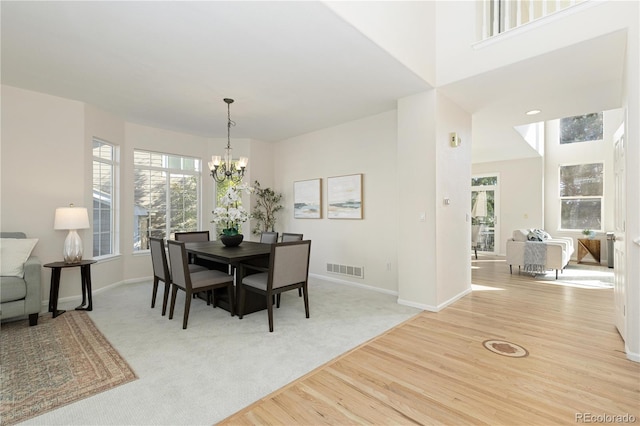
211;182;253;236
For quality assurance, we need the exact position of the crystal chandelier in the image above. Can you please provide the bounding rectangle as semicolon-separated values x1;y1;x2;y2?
208;98;248;183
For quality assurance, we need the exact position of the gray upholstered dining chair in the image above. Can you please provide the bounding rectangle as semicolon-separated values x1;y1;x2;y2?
281;233;304;296
175;231;210;264
237;240;311;332
149;237;207;316
166;240;235;329
260;231;279;244
281;233;303;242
174;231;210;242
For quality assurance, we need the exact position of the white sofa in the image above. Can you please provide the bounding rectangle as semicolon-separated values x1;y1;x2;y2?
506;229;574;279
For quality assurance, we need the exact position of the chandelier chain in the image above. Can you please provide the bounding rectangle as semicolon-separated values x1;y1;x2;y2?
209;98;247;184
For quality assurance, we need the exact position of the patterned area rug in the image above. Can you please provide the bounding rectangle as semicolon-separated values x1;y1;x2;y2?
0;311;137;425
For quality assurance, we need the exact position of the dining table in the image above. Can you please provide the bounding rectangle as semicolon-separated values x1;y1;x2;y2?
184;240;272;315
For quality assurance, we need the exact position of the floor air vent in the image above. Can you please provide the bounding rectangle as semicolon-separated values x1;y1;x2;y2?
326;263;364;279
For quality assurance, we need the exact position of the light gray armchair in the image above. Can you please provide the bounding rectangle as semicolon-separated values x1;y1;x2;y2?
1;232;42;326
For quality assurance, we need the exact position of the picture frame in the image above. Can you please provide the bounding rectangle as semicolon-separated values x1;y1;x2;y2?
293;178;322;219
327;174;363;219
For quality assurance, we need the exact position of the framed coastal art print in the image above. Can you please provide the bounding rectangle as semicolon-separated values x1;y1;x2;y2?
327;174;363;219
293;178;322;219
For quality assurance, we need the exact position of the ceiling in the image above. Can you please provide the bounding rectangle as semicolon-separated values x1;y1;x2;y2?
0;1;429;142
1;1;628;162
439;29;628;163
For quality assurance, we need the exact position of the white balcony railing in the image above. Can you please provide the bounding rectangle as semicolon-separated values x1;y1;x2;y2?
481;0;585;40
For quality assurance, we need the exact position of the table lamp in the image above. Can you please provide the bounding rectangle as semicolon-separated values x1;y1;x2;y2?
54;204;90;263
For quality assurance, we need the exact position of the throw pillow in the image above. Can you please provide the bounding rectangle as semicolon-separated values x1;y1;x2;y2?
513;229;529;242
0;238;39;277
527;229;550;242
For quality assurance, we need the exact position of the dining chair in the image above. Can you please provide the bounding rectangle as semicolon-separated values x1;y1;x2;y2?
281;233;304;297
260;231;279;244
175;231;212;300
166;240;235;329
174;230;210;242
471;225;480;259
281;233;303;242
238;240;311;332
175;230;210;263
149;237;207;316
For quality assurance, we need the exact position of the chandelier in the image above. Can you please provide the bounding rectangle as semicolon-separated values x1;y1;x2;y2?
208;98;248;183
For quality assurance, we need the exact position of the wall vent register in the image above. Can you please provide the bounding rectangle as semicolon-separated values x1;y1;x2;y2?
326;263;364;279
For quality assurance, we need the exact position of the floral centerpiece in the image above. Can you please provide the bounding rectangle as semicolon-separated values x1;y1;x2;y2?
212;183;252;245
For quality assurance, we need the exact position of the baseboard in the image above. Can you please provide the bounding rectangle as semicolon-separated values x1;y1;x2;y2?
397;298;438;312
398;287;472;312
308;273;398;296
40;276;152;310
625;344;640;363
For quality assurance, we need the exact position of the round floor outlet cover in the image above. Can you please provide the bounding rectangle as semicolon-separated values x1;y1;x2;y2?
482;339;529;358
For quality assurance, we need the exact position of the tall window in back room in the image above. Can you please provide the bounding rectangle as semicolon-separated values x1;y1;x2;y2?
133;150;201;251
558;112;604;232
559;163;604;231
559;112;603;144
92;138;119;257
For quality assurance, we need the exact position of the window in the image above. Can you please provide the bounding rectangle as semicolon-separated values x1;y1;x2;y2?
92;139;118;257
560;112;603;144
559;163;603;231
213;178;239;236
471;175;499;253
133;150;201;251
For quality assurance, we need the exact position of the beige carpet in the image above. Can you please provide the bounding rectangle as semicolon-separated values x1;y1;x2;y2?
0;310;137;425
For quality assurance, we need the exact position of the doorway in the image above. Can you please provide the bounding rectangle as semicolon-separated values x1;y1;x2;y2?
472;174;500;255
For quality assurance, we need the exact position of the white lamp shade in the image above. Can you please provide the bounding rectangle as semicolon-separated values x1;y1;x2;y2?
54;207;90;230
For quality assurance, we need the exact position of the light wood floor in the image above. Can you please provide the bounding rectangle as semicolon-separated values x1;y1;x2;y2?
219;257;639;425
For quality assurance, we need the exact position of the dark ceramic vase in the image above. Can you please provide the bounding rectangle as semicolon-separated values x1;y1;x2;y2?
219;233;243;247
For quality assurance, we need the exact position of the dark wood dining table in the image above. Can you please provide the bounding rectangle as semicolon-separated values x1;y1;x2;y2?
184;240;271;314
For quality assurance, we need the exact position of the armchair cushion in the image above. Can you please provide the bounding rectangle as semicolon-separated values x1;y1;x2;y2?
0;238;38;277
1;276;27;302
1;232;42;325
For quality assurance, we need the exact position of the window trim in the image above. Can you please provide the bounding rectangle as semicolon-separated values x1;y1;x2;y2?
558;162;604;232
133;149;202;251
92;137;119;259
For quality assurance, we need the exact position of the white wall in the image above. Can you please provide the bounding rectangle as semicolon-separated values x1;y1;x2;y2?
397;90;472;310
473;157;544;256
274;110;399;293
246;138;275;241
84;104;126;291
397;91;437;306
1;86;86;300
544;109;623;264
324;1;436;86
434;91;473;307
436;1;639;87
0;85;261;304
